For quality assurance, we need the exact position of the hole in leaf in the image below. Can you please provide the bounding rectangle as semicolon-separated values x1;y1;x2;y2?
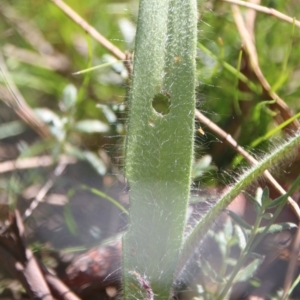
152;92;171;115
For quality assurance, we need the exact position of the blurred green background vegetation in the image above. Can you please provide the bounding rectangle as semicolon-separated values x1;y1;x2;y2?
0;0;300;297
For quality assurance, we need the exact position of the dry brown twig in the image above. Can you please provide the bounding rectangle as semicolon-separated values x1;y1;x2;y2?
0;211;53;300
0;211;80;300
243;0;259;41
0;52;51;138
0;155;76;174
49;0;126;61
223;0;300;28
229;1;300;294
195;110;300;220
2;44;70;72
228;1;300;218
22;160;69;221
231;4;300;130
49;0;133;77
43;270;81;300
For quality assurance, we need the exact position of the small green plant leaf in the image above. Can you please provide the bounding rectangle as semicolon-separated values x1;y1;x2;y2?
264;193;289;209
249;278;261;288
261;213;273;220
256;222;297;234
201;259;224;283
261;187;273;208
34;107;61;125
18;139;57;158
228;236;238;248
97;104;117;123
226;210;253;230
60;84;77;111
223;217;233;237
34;108;65;140
64;203;77;236
81;150;106;175
0;120;26;139
75;119;110;133
67;146;107;175
192;155;213;180
234;224;247;250
261;187;270;201
244;191;261;214
253;99;276;123
233;258;262;283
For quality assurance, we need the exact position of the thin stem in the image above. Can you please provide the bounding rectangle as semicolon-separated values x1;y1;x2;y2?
216;212;264;300
49;0;133;77
218;175;300;299
50;0;126;61
231;4;299;130
178;131;300;278
223;0;300;28
195;109;300;220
